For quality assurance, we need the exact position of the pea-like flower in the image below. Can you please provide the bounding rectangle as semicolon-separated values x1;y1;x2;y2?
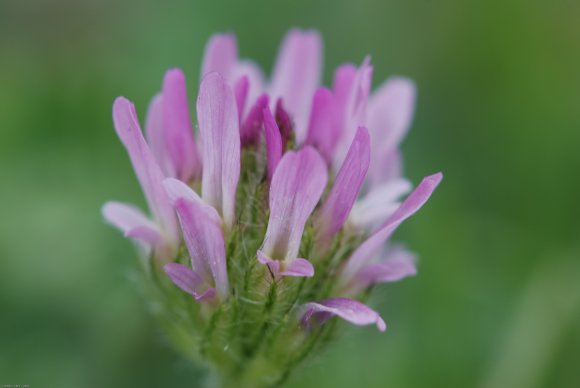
103;29;442;387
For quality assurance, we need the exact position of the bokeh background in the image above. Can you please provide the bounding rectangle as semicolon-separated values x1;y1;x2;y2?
1;0;579;387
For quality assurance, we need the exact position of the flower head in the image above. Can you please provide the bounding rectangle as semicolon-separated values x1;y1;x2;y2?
103;29;442;386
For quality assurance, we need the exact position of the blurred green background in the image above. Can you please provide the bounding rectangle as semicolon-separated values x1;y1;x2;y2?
1;0;579;387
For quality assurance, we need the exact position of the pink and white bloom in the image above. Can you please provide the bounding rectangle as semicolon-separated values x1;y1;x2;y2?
104;29;443;363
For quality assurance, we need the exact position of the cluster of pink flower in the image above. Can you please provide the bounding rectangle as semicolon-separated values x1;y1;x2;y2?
103;29;441;333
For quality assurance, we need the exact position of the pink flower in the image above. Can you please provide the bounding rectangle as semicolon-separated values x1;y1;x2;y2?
103;28;442;344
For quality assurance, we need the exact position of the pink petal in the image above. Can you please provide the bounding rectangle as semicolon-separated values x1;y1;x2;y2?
112;97;178;243
314;127;370;243
256;251;314;279
145;94;175;177
192;287;216;301
162;69;201;182
163;263;216;301
257;250;281;279
196;72;241;229
163;176;204;204
367;77;416;185
341;246;417;295
332;57;373;170
240;94;269;146
163;178;229;299
368;150;405;189
202;34;266;119
305;87;340;162
357;246;417;285
368;77;416;151
332;64;358;114
164;263;203;294
275;99;293;149
349;178;412;232
102;201;164;248
232;60;265;112
124;226;164;245
281;258;314;278
340;173;443;285
262;147;328;261
202;33;265;114
263;106;282;180
269;29;322;144
233;75;249;122
301;298;386;332
201;33;238;80
350;57;373;126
